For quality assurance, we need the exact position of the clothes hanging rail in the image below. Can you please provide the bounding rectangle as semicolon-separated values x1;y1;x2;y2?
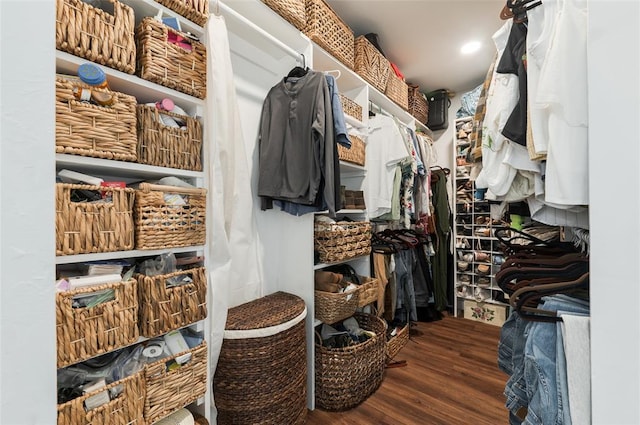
219;2;305;65
369;101;411;129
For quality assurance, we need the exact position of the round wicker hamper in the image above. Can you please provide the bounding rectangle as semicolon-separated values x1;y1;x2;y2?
214;292;307;425
315;312;386;411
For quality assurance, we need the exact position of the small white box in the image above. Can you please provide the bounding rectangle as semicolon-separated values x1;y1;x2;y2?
463;300;507;327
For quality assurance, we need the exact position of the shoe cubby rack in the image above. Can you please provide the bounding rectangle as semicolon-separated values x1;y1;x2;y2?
452;117;510;315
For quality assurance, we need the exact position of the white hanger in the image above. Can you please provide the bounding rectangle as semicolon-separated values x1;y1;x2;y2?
325;69;341;80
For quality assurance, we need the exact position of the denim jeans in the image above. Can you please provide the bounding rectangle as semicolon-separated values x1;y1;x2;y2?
502;312;531;422
522;295;590;425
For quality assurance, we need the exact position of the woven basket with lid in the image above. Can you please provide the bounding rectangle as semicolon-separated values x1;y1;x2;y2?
214;292;307;425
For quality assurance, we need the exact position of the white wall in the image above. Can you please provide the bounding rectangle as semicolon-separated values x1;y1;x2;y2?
588;1;640;423
0;1;57;422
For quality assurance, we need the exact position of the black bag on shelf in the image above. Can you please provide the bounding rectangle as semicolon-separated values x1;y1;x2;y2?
426;89;451;130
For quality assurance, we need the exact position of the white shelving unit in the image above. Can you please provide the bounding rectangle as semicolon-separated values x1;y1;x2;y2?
53;2;211;423
221;0;433;410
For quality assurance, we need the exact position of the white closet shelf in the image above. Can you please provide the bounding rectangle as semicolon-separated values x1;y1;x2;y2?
119;0;204;38
456;295;509;306
55;51;205;116
368;84;415;128
58;320;206;368
311;42;367;93
56;154;205;180
314;254;369;270
56;246;205;265
339;161;366;173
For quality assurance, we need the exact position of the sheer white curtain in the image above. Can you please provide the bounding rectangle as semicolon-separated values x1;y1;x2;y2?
205;13;265;422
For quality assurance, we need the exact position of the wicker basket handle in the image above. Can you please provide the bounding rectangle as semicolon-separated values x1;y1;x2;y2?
138;182;207;196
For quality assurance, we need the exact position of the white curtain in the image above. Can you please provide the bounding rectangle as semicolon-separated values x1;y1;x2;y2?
205;14;265;422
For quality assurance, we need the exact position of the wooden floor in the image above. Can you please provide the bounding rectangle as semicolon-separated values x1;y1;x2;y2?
306;315;509;425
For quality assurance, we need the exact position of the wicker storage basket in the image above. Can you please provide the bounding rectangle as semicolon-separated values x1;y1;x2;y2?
408;84;429;124
55;0;136;74
155;0;209;27
136;267;207;338
385;72;409;110
136;17;206;99
57;370;145;425
56;278;139;367
56;183;135;256
262;0;306;30
386;323;409;362
304;0;354;69
354;36;391;93
134;183;206;250
357;276;380;308
56;77;138;162
314;220;371;263
315;312;386;410
136;105;203;171
144;341;208;424
214;292;307;425
315;286;359;324
337;134;366;166
339;93;362;122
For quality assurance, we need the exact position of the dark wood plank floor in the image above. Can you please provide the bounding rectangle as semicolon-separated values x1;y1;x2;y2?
306;315;508;425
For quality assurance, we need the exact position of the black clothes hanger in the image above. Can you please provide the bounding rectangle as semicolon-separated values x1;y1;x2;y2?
495;227;579;256
496;261;589;294
511;272;589;322
505;0;543;23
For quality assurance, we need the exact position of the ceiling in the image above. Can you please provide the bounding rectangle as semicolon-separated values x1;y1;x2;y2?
325;0;506;96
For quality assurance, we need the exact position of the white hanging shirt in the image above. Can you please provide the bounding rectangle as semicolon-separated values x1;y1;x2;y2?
527;0;560;155
365;115;411;218
535;0;589;206
476;20;519;196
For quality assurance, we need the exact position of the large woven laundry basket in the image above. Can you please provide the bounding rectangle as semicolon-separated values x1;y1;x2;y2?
315;312;386;410
214;292;308;425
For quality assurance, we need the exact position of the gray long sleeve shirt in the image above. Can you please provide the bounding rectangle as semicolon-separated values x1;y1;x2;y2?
258;70;336;216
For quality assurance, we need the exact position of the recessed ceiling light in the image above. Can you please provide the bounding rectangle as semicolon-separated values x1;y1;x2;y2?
460;41;481;55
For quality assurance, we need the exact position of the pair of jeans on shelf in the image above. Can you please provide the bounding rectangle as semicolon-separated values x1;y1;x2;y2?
499;309;531;424
499;294;590;425
522;295;590;425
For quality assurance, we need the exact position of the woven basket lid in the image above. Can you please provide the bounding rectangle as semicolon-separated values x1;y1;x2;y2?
225;291;306;331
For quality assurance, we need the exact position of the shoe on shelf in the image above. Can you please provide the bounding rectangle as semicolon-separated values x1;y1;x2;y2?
457;261;469;271
474;251;489;262
474;287;491;302
476;277;491;288
476;264;491;275
462;253;474;262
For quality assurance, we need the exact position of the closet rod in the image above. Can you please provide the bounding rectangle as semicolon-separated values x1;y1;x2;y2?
219;2;304;65
370;101;411;130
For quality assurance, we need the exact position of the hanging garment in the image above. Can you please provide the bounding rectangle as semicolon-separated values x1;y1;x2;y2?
476;20;518;197
258;69;337;215
273;74;343;216
535;0;589;206
431;168;451;311
526;0;560;157
205;14;265;421
497;21;528;146
559;313;591;425
365;114;411;218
